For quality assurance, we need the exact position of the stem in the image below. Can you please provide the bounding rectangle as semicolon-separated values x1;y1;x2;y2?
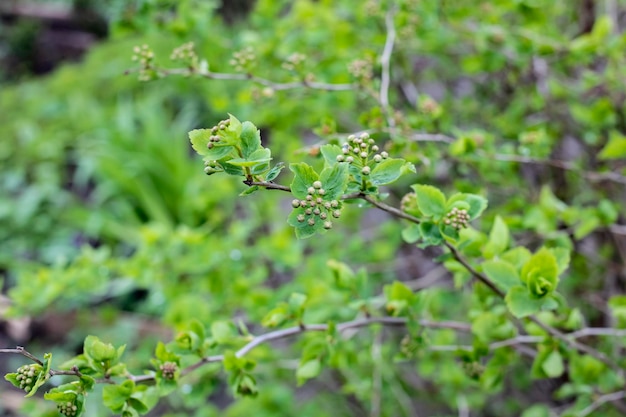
155;67;355;92
379;7;397;130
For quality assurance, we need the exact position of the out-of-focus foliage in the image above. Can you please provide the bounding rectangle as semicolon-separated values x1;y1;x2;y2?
1;0;626;416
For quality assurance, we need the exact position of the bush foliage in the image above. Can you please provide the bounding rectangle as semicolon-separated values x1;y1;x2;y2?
2;1;626;416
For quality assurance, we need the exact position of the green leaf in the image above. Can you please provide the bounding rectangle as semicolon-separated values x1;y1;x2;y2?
384;281;415;316
84;336;117;363
501;247;532;269
483;216;509;258
128;397;149;414
288;292;308;315
227;113;243;135
287;208;325;239
203;145;236;161
505;286;545;318
289;163;319;199
412;184;446;217
448;193;488;220
370;159;411;186
521;404;550;417
265;162;285;182
550;247;571;274
327;259;356;290
211;321;233;344
599;131;626;160
227;148;272;167
189;129;211;156
482;260;519;292
419;221;443;246
521;248;559;298
261;304;289;327
401;224;421;243
542;350;565;378
240;185;260;196
239;121;261;158
296;358;321;385
103;380;134;412
320;144;343;166
319;163;348;200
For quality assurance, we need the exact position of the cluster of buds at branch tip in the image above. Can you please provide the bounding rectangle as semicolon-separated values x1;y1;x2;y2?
15;364;41;393
230;47;256;73
132;44;157;81
336;132;388;169
292;181;341;229
444;207;470;230
282;52;307;72
170;42;199;69
348;58;374;82
160;362;178;380
57;400;79;417
206;118;231;150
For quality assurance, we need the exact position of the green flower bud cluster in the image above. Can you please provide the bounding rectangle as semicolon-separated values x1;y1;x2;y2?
131;44;156;82
170;42;198;68
160;362;178;380
57;400;79;417
230;47;256;73
14;364;42;393
444;207;470;230
292;180;341;230
205;118;231;150
462;361;484;379
203;118;233;175
347;58;374;82
336;132;388;175
400;192;418;216
282;52;307;72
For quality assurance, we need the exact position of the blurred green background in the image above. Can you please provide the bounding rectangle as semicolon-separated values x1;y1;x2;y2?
1;0;626;416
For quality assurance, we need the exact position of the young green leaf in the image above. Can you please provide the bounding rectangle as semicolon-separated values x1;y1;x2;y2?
505;286;545;318
370;159;412;186
319;163;348;200
239;121;262;158
320;144;343;166
521;248;559;298
482;259;519;292
483;215;509;259
289;163;320;199
296;358;321;385
189;129;212;156
412;184;446;218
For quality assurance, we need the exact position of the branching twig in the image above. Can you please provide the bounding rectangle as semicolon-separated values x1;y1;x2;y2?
243;180;291;192
573;390;626;417
155;67;355;92
0;347;43;365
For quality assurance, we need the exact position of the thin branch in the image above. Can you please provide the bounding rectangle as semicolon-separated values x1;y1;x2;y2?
0;347;43;365
243;180;291;192
361;194;421;223
444;242;505;297
379;7;397;129
146;317;465;383
155;67;355;92
408;133;455;143
574;390;626;417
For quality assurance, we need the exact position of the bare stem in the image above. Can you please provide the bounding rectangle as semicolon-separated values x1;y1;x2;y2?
379;7;397;129
243;180;291;192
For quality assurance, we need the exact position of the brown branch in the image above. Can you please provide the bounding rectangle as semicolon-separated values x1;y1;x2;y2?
0;347;43;365
243;180;291;192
